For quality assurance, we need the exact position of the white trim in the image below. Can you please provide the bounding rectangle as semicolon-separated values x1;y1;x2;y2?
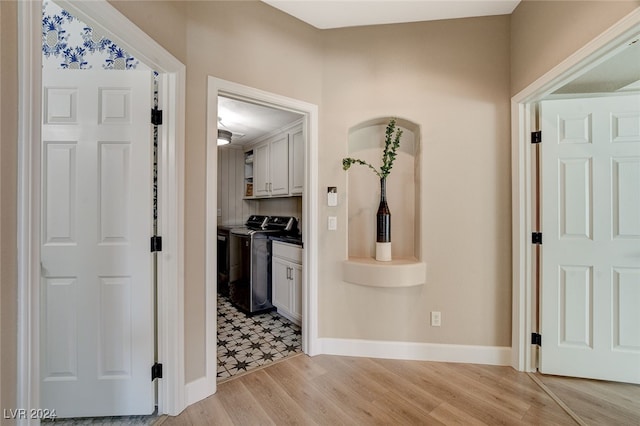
17;0;187;419
201;76;320;403
319;338;512;366
510;8;640;373
184;377;214;407
17;2;42;421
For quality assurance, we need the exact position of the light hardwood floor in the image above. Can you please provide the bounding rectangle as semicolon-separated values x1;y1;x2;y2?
535;373;640;426
159;354;582;425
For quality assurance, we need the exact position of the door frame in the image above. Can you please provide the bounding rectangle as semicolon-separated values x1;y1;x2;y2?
510;8;640;372
17;0;187;419
205;77;320;395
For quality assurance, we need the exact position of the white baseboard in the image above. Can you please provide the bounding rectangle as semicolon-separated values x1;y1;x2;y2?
185;376;215;407
318;338;512;366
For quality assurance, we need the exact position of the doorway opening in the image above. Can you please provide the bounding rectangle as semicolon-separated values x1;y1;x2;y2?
511;9;640;378
216;95;304;379
206;77;319;391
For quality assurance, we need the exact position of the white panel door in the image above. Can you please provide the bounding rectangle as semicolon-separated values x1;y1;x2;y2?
41;70;154;417
541;94;640;384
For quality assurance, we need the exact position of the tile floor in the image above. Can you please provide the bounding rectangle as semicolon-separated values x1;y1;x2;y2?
42;414;158;425
217;294;302;379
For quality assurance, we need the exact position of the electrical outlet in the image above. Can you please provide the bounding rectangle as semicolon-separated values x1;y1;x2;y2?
328;216;337;231
431;311;441;327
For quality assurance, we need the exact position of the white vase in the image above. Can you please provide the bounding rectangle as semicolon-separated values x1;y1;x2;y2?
376;242;391;262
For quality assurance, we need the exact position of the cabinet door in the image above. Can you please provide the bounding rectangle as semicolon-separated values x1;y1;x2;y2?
269;134;289;196
289;125;304;195
290;263;303;323
253;142;270;197
272;257;290;311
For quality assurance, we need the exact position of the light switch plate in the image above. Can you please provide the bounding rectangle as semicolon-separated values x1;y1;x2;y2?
328;187;338;206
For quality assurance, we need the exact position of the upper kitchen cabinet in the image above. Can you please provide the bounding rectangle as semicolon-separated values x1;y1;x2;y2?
289;124;304;195
254;132;289;197
246;119;304;199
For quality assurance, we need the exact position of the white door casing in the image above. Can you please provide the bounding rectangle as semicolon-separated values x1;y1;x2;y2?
540;95;640;384
40;69;155;416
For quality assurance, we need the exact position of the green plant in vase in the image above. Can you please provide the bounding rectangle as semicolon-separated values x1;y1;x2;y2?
342;119;403;261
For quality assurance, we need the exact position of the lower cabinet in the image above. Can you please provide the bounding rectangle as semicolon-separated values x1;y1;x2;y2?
271;241;302;325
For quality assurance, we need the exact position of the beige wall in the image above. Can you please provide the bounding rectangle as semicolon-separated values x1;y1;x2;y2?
511;0;640;96
321;16;512;345
109;1;188;65
1;0;18;418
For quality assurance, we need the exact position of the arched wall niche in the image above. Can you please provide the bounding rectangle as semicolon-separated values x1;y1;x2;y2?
343;117;426;287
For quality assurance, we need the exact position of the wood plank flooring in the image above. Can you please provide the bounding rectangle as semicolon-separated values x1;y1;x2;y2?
535;373;640;426
158;354;580;425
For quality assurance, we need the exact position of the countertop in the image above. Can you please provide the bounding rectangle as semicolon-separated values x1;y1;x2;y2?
269;235;303;247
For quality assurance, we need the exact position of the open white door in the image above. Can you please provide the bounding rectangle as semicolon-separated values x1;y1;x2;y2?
40;69;155;417
540;94;640;384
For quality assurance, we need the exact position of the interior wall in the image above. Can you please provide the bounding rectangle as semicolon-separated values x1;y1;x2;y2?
321;16;512;346
217;147;257;226
108;1;187;65
0;0;18;417
510;0;640;96
182;2;322;381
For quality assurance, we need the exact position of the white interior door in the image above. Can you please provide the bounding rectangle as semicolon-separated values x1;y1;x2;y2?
41;69;155;417
540;94;640;384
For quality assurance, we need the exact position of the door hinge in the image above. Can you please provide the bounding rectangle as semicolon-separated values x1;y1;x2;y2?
532;232;542;245
531;131;542;144
151;236;162;252
531;332;542;346
151;108;163;126
151;363;163;380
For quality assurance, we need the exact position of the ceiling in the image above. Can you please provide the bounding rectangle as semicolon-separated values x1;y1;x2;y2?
261;0;521;29
218;96;302;146
554;37;640;94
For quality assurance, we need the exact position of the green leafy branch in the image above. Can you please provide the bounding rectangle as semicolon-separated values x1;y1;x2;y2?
342;119;403;179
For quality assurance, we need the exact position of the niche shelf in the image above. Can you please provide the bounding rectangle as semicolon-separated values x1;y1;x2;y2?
342;117;426;288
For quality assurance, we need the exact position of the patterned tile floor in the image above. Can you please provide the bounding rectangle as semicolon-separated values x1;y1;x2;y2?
42;413;158;425
217;294;302;379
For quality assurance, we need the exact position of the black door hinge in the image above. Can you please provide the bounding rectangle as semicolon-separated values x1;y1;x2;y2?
532;232;542;245
531;131;542;144
151;363;163;380
151;108;163;126
151;236;162;252
531;332;542;346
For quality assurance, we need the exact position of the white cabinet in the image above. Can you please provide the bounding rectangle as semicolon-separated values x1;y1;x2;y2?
270;134;289;196
289;124;304;195
253;133;289;197
245;120;304;199
271;241;302;325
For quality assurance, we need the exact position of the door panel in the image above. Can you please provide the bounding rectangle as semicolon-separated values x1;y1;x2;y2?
41;70;154;417
540;95;640;384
